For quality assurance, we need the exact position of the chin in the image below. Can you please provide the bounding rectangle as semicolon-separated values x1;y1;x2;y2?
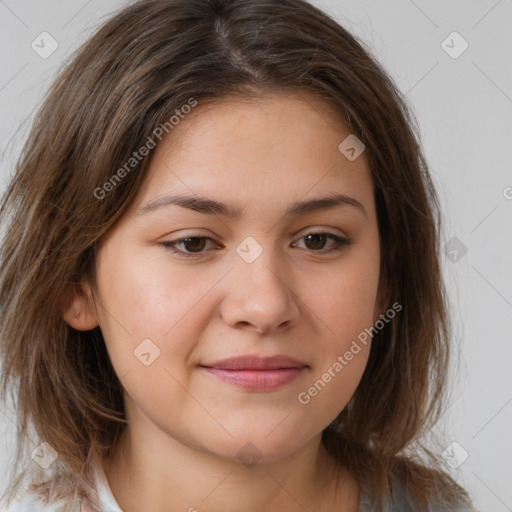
204;428;316;467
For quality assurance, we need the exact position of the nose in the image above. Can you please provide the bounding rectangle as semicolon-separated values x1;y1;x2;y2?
219;246;301;334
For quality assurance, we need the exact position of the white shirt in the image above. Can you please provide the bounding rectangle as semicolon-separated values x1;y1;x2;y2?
1;465;478;512
0;463;123;512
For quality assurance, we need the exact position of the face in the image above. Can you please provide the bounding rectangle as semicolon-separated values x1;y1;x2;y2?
73;91;385;464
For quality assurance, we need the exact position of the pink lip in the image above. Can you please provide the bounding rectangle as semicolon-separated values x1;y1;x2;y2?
203;368;304;391
200;355;308;391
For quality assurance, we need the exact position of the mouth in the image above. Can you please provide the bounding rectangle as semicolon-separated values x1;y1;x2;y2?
200;355;308;392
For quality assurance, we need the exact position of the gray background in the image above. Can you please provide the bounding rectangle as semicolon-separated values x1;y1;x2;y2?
0;1;511;511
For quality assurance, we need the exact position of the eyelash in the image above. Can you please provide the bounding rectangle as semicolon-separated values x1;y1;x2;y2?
159;232;352;258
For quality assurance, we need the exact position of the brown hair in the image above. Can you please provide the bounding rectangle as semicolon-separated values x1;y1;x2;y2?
0;0;471;510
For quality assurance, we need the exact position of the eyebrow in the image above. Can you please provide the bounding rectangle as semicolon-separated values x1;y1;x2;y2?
136;192;367;219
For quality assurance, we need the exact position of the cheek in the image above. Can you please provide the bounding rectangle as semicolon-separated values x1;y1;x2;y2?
93;248;220;375
93;260;214;427
295;252;378;413
308;253;380;345
291;271;372;430
298;345;370;427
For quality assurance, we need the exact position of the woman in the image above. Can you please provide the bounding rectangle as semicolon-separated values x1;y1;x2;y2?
0;0;476;510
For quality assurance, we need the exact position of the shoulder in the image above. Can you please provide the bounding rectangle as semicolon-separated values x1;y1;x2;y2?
0;489;68;512
388;479;479;512
393;486;477;512
0;462;120;512
358;476;479;512
387;458;479;512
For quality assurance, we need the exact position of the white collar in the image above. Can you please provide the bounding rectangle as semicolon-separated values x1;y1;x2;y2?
90;463;124;512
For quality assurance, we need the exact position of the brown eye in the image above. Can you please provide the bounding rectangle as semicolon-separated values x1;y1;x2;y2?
179;237;207;253
303;233;328;251
294;232;351;253
160;232;351;259
160;236;217;257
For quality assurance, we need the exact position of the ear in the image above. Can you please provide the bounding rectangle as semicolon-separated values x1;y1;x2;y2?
61;282;99;331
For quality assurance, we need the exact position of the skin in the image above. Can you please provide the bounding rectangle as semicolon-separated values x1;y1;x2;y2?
64;91;387;512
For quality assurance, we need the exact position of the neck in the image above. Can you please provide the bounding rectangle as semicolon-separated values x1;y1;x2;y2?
103;419;359;512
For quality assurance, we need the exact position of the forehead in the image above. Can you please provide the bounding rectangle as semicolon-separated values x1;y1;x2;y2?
131;90;374;220
159;90;352;154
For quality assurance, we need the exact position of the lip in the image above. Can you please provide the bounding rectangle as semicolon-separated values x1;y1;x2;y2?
202;355;307;370
200;355;308;392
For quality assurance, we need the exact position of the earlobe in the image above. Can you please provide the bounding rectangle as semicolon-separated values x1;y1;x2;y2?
61;283;99;331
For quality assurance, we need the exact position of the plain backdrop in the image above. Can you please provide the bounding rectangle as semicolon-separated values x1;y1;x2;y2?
0;1;511;511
